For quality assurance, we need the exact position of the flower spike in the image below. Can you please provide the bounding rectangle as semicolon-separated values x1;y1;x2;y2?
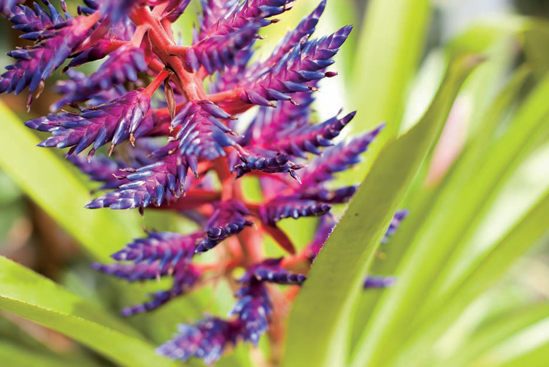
228;149;304;180
256;0;326;71
270;111;357;158
67;154;129;190
111;231;198;264
195;200;253;253
92;261;170;282
187;0;294;74
120;262;201;316
86;154;190;209
52;45;147;110
299;123;385;188
7;0;68;39
99;0;140;23
0;0;23;17
237;25;353;106
257;199;331;226
168;100;238;161
157;318;240;365
0;13;97;97
26;89;151;156
0;0;396;363
239;258;306;285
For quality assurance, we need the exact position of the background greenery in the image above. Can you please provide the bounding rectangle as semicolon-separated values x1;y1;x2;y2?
1;0;549;366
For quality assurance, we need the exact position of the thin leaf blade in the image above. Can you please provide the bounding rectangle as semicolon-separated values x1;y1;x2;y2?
0;102;141;261
282;55;481;367
0;255;182;367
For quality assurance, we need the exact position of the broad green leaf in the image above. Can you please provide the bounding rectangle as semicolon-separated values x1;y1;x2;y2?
382;189;549;367
350;0;431;138
522;19;549;77
0;341;101;367
414;72;549;315
0;254;142;336
374;61;531;306
282;55;481;367
465;304;549;367
0;170;21;204
367;59;523;272
351;67;549;367
350;34;528;347
379;23;531;275
430;143;549;304
439;303;549;367
432;189;549;331
0;311;109;366
0;102;141;261
0;256;183;367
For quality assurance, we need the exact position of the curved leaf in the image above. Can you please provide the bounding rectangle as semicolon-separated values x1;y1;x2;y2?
350;34;530;348
350;0;431;137
282;55;482;367
351;66;549;367
0;341;100;367
439;303;549;367
381;187;549;367
0;256;182;367
0;102;141;261
466;304;549;367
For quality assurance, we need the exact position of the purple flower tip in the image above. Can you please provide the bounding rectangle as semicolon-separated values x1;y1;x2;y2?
383;209;409;243
240;258;306;285
363;276;397;289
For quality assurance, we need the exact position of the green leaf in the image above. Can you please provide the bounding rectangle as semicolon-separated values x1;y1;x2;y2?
349;0;431;137
379;187;549;367
522;19;549;77
382;24;530;273
0;102;141;261
282;55;481;367
369;59;530;309
0;255;183;367
0;341;101;367
351;66;549;367
418;71;549;311
436;188;549;331
428;143;549;305
435;303;549;367
350;34;529;348
464;303;549;367
0;256;141;337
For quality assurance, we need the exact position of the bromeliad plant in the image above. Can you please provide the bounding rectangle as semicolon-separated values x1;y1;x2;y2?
4;1;549;367
0;0;406;363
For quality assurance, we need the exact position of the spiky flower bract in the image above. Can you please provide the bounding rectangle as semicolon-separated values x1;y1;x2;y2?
0;0;407;363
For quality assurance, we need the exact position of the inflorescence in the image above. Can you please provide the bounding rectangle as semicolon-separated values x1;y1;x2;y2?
0;0;407;364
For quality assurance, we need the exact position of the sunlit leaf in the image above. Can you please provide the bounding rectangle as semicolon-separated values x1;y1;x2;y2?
349;0;431;138
0;256;185;367
0;102;141;261
465;303;549;367
0;341;100;367
376;187;549;367
282;55;481;367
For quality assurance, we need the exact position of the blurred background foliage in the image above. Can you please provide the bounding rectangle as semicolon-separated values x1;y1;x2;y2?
1;0;549;366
